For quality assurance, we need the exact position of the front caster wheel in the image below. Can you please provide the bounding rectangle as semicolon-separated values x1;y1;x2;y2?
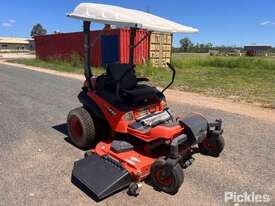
84;150;93;158
199;133;225;157
150;159;184;195
128;182;142;196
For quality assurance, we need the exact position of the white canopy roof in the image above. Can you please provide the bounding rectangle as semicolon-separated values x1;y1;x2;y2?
68;3;199;33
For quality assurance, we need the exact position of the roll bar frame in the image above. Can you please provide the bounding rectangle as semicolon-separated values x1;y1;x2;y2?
82;21;175;93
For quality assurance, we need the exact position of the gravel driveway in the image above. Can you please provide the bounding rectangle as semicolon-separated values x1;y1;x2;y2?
0;63;274;206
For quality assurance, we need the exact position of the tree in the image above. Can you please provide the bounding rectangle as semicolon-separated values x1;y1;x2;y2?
31;24;47;37
180;38;192;52
206;43;213;49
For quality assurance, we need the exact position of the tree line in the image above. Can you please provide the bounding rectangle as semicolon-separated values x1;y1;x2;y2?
173;38;245;53
31;24;47;37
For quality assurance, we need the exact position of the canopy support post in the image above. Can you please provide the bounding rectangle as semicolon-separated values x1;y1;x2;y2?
129;28;137;65
83;21;93;89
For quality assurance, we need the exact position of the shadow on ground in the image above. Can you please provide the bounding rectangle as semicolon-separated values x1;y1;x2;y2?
52;123;83;150
52;123;68;136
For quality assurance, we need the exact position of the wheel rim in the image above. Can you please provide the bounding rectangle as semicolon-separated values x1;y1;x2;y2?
155;167;173;186
70;115;83;141
202;138;216;150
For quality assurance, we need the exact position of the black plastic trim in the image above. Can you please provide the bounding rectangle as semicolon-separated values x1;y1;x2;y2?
78;91;104;119
169;134;188;159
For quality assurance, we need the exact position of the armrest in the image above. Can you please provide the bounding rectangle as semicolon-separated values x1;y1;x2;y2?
137;77;149;82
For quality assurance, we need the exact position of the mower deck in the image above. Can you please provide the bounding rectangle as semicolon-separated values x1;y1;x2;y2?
72;153;132;200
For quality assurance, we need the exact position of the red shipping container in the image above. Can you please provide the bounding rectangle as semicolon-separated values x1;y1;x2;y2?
35;29;149;67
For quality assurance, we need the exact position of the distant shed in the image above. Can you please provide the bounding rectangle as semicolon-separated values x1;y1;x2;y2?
244;45;272;56
0;37;33;51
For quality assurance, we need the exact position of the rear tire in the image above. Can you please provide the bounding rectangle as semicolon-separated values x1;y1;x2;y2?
150;159;184;195
67;107;95;149
84;106;111;139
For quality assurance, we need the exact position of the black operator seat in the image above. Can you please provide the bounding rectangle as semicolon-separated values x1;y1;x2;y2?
106;63;160;103
95;63;162;105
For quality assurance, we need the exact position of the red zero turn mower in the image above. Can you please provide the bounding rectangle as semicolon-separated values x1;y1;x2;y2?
67;3;224;200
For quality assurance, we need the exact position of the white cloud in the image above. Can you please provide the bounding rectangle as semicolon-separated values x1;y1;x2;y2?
8;19;16;23
1;19;16;27
1;22;13;27
260;21;271;26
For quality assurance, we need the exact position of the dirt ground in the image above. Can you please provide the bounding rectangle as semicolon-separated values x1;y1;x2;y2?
0;52;35;61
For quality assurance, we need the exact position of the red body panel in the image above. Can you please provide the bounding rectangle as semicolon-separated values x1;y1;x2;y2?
86;88;184;142
35;29;149;67
88;90;130;132
94;140;155;181
128;125;183;142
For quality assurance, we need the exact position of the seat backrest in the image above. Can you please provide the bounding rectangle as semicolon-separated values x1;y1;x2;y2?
106;63;137;90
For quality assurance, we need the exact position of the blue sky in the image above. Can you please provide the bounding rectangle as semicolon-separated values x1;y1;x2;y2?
1;0;275;47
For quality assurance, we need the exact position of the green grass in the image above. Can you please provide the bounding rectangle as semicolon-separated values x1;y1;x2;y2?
171;56;275;107
11;55;275;108
13;56;104;76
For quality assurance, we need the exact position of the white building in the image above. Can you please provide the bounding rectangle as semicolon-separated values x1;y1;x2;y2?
0;37;34;51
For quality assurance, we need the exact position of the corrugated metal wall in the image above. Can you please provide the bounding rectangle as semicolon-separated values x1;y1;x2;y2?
35;29;149;67
119;29;149;64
